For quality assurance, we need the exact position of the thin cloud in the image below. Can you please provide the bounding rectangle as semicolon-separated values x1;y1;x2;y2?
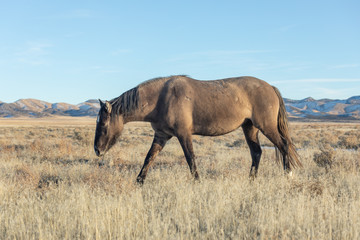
195;50;276;55
111;49;132;56
310;87;360;99
64;32;85;38
277;24;298;32
166;49;276;63
15;42;53;65
272;78;360;84
273;79;360;99
91;65;122;73
332;64;360;69
65;9;94;18
41;9;95;20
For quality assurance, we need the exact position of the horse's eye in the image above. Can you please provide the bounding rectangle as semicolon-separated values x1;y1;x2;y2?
102;122;107;127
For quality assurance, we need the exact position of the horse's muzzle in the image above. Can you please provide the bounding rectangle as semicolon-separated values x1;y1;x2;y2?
94;146;102;157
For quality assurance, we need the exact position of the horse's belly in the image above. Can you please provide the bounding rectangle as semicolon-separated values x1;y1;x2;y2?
192;116;244;136
191;102;250;136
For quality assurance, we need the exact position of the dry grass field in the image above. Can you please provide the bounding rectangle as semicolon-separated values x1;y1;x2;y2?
0;117;359;239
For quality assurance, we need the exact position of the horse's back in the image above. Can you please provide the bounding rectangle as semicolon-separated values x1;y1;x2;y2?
186;76;279;116
155;76;279;136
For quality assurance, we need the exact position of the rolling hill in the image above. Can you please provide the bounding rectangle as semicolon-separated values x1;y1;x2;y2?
284;96;360;121
0;99;99;118
0;97;359;121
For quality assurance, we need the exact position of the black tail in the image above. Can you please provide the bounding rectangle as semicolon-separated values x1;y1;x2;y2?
272;86;302;168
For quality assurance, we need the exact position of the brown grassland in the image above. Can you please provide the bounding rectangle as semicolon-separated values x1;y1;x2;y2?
0;117;359;239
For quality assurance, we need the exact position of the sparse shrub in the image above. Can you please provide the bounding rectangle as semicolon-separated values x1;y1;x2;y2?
83;168;122;193
332;151;360;172
313;144;335;172
291;179;324;197
13;164;39;187
56;139;74;155
73;130;84;142
338;135;359;150
319;131;339;147
307;180;324;196
226;139;244;148
72;129;93;146
38;174;62;189
30;139;47;152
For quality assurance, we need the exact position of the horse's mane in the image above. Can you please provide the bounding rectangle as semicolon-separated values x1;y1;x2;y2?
110;87;139;117
109;75;188;116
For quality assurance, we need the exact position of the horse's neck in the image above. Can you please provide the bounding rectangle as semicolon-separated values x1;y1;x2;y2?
123;85;160;123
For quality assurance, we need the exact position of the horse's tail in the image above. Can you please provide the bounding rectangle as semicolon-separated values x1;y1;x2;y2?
272;86;302;168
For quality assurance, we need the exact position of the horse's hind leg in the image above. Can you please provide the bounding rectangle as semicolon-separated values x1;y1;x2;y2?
261;126;292;173
242;120;262;179
177;133;199;180
136;133;171;185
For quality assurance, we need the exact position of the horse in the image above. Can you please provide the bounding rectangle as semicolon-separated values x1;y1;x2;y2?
94;75;301;184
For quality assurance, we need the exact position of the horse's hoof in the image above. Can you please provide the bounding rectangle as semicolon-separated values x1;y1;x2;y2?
249;174;256;181
249;167;257;181
136;177;144;186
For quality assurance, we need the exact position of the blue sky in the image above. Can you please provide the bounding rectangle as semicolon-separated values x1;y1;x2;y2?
0;0;359;103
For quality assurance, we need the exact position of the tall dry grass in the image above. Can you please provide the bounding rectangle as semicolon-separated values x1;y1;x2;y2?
0;119;359;239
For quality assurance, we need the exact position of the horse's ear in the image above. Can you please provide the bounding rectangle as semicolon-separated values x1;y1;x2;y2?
99;99;105;107
105;101;112;114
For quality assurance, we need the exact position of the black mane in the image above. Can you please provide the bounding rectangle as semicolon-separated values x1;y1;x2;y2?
109;76;187;117
110;87;139;116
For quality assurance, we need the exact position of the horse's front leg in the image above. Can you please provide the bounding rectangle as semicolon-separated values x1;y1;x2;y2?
136;133;171;185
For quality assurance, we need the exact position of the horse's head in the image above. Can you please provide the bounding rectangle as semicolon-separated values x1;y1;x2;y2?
94;100;124;157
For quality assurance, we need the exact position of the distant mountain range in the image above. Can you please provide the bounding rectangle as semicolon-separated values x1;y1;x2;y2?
0;99;99;118
284;96;360;121
0;97;360;121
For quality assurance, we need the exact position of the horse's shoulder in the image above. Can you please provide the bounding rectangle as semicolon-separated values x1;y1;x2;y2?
163;75;194;89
